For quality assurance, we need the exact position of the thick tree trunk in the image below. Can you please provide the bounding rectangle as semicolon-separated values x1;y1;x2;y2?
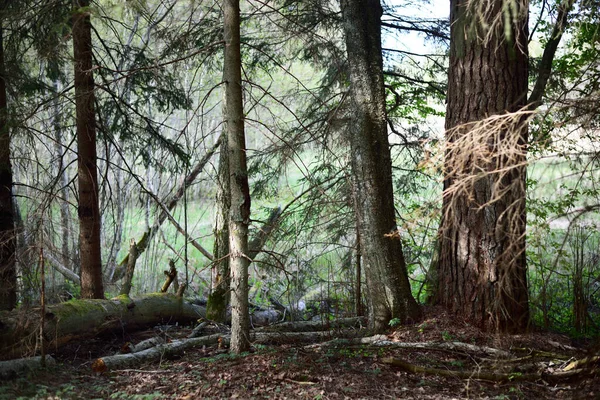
223;0;251;354
206;134;230;322
0;24;17;311
438;0;529;332
340;0;421;331
72;0;104;299
0;293;206;359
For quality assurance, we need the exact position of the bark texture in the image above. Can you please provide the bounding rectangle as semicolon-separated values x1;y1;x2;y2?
52;81;73;274
0;293;206;359
206;135;230;322
340;0;421;331
118;241;138;296
72;0;104;299
438;0;529;332
223;0;251;353
0;356;56;380
0;24;16;311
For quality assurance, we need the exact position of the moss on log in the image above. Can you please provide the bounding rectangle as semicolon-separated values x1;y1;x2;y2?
0;293;205;360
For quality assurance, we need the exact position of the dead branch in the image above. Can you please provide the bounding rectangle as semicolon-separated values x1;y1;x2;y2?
311;335;512;358
161;260;178;293
563;355;600;371
119;240;138;296
93;330;363;372
382;357;594;383
120;337;167;354
111;136;221;282
93;334;224;373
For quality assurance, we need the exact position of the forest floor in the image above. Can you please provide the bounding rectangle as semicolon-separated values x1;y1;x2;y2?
1;306;598;399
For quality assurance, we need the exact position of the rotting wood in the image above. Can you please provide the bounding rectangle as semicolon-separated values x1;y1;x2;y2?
120;337;167;354
119;240;138;296
0;293;205;359
372;339;512;358
176;283;187;297
161;260;178;293
93;330;363;372
382;357;594;383
93;334;224;373
306;335;512;358
0;356;56;380
257;317;366;333
563;355;600;371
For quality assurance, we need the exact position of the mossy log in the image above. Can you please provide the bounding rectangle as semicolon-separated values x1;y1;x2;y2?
0;293;205;360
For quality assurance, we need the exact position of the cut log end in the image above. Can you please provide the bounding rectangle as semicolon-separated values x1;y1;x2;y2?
91;358;107;374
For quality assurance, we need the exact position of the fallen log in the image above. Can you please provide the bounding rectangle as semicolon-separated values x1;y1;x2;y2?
305;335;512;358
382;357;593;383
257;317;366;333
252;331;351;345
374;339;513;359
93;330;364;372
93;334;224;373
250;308;282;327
0;356;56;380
0;293;205;359
563;354;600;371
120;337;167;354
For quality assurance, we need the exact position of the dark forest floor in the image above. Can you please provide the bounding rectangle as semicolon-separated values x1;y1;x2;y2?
1;306;599;399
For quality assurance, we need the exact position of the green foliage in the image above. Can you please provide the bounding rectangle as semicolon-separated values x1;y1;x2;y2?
527;161;600;336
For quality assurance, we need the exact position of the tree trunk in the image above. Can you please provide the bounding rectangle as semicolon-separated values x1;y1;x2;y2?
437;0;529;332
207;203;281;322
119;241;138;296
206;134;230;322
52;80;73;274
0;293;206;359
105;138;125;282
223;0;251;354
340;0;421;331
72;0;104;299
0;23;17;311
